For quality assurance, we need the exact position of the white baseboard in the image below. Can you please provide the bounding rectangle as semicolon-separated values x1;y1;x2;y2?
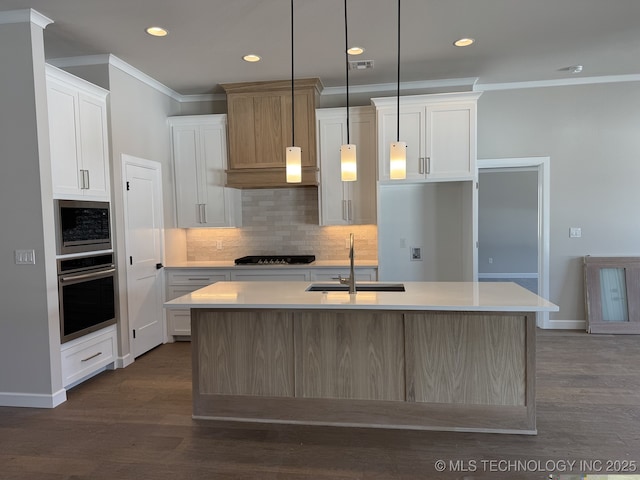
116;353;133;369
545;319;587;330
0;388;67;408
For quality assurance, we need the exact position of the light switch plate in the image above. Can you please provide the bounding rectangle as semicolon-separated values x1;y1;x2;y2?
410;247;422;261
15;249;36;264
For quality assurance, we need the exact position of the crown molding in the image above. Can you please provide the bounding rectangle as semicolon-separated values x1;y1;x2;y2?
0;8;53;28
475;74;640;92
47;54;226;103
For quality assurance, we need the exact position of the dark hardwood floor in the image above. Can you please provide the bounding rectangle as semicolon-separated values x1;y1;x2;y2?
1;330;639;480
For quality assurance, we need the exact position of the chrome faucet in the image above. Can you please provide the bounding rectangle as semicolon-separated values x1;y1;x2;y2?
339;233;357;294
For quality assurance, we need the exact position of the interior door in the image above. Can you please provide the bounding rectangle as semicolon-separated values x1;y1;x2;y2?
122;155;165;357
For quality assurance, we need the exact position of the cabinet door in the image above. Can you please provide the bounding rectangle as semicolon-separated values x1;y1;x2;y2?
172;125;201;228
48;80;82;197
317;113;349;225
425;103;476;180
317;108;376;226
201;122;233;227
78;93;109;198
377;106;425;181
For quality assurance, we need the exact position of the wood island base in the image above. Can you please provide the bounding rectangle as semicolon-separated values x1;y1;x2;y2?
191;308;536;434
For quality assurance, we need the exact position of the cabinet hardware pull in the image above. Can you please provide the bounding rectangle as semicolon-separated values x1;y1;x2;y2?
426;157;431;174
84;170;90;189
342;200;348;221
187;277;209;281
81;351;102;362
201;204;207;223
348;200;353;222
418;158;425;175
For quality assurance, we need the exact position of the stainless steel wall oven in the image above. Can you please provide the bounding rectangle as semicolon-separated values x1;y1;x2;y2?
58;253;117;343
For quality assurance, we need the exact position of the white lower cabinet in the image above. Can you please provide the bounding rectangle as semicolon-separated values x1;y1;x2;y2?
166;266;378;338
230;270;311;281
166;270;231;337
60;324;116;388
310;268;377;282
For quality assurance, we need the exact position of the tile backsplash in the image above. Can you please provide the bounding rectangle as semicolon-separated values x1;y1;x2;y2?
186;187;377;261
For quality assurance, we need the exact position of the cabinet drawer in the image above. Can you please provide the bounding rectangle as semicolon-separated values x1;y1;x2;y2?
310;268;378;282
231;270;310;281
167;269;230;285
61;327;115;387
168;309;191;336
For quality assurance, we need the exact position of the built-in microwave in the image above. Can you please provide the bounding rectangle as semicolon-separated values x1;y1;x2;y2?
56;200;112;255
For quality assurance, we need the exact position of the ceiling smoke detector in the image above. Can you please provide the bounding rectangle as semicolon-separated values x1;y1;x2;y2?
348;59;374;70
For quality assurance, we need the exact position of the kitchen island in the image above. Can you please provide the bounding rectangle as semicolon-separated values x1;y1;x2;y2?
165;281;558;434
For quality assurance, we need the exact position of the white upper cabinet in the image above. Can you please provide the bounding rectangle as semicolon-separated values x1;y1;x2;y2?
46;65;110;200
373;92;481;183
316;107;377;225
169;115;241;228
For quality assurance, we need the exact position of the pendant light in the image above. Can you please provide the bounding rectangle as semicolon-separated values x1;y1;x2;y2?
286;0;302;183
389;0;406;180
340;0;357;182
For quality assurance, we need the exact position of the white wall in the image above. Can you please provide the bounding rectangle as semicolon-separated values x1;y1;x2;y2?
0;17;64;406
477;82;640;322
106;64;184;362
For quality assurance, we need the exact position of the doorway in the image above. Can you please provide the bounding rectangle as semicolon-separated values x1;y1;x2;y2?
478;157;550;328
122;154;165;357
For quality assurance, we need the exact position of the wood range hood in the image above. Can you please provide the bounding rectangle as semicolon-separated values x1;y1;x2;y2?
221;78;323;189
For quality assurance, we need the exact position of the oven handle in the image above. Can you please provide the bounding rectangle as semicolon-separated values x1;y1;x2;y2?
60;267;116;283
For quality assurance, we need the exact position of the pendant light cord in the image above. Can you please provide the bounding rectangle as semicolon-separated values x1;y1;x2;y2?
344;0;350;144
396;0;401;142
291;0;295;146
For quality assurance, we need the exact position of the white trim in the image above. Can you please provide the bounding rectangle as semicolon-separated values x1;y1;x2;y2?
116;353;134;369
478;157;551;329
475;74;640;92
47;54;226;103
0;389;66;408
0;8;53;28
323;77;479;97
546;319;586;331
478;273;538;279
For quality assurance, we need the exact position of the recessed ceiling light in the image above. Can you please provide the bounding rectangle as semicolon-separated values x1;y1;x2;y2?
453;38;475;47
570;65;583;74
347;46;365;56
243;54;261;63
146;26;168;37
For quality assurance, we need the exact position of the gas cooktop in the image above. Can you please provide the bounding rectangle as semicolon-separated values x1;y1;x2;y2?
234;255;316;266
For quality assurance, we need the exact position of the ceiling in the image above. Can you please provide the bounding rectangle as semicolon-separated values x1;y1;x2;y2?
4;0;640;95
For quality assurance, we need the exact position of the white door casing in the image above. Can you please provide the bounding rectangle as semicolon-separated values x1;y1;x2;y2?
122;155;165;357
478;157;550;329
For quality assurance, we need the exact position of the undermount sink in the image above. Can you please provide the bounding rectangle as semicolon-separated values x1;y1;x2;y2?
306;283;406;292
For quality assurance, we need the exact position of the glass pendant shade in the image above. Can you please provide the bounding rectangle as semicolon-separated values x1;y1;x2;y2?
340;144;357;181
389;141;407;180
286;146;302;183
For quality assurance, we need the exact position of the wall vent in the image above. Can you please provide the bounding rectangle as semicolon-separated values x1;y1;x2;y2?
348;60;374;70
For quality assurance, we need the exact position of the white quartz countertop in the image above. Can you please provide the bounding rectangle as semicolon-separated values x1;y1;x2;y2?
164;281;559;312
165;260;378;269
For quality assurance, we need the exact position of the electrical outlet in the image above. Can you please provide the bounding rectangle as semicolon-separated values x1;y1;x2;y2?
489;257;493;264
569;227;582;238
410;247;422;261
15;249;35;265
216;240;223;250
